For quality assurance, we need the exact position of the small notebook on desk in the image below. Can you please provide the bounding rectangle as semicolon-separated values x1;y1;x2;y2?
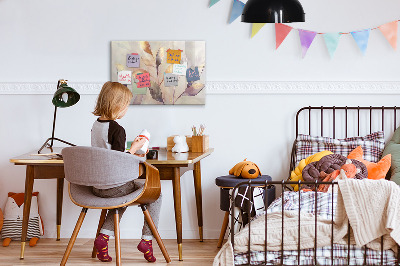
30;153;63;159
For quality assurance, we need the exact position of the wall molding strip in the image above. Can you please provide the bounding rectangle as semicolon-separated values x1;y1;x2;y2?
0;81;399;95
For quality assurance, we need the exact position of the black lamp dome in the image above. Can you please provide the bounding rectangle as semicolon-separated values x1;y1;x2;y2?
52;84;80;108
242;0;305;23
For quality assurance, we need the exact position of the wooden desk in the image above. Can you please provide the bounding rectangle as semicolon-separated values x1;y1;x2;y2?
9;148;64;260
10;147;213;261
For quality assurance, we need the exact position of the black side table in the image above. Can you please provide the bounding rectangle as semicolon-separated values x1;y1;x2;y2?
215;175;275;248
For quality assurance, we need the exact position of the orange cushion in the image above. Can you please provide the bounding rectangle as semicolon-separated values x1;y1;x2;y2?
347;146;391;180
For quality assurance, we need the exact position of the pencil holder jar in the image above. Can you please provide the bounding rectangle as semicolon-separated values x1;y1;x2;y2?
191;135;209;152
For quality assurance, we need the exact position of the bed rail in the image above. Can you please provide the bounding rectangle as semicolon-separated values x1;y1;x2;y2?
289;106;400;182
230;180;400;266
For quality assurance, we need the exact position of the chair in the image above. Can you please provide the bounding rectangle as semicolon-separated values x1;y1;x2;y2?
60;146;171;265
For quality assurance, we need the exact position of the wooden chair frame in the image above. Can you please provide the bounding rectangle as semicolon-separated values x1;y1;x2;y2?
60;162;171;265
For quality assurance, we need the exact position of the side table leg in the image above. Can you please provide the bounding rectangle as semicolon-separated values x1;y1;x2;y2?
217;211;230;248
56;178;64;241
193;161;203;242
20;165;35;259
172;167;183;261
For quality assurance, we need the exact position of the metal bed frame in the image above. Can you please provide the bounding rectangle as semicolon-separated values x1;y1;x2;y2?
230;106;400;266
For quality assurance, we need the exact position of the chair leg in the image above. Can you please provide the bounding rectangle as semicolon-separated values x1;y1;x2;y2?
217;211;230;248
141;205;171;263
60;208;88;266
114;209;121;266
91;209;108;258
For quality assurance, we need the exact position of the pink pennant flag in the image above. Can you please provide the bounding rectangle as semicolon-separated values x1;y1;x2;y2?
298;29;317;58
378;21;398;50
275;23;293;49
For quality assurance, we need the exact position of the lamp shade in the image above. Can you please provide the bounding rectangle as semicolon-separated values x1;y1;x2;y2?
241;0;305;23
52;84;80;108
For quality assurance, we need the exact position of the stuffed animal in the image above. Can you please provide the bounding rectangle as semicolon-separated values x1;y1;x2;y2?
172;135;189;153
0;208;3;232
229;159;261;179
1;192;44;247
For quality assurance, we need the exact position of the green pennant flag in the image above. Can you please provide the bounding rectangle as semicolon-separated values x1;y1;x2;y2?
209;0;220;7
251;23;266;38
323;33;341;58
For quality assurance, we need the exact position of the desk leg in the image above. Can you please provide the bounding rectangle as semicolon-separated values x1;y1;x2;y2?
193;161;203;242
56;178;64;241
172;167;183;261
20;165;34;259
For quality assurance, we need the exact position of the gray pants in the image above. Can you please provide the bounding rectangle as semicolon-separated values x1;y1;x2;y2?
92;180;162;240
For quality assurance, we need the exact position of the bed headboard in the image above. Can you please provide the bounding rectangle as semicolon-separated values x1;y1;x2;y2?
290;106;400;179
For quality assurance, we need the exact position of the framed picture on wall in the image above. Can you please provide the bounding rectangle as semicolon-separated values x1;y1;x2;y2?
111;41;206;105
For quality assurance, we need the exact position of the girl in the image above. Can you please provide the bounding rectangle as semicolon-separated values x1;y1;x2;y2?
91;81;162;263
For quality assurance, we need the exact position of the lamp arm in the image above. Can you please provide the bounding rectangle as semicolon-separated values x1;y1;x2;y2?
50;105;57;148
50;79;61;148
37;79;76;154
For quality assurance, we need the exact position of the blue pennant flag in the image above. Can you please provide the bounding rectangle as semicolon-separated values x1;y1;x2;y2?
209;0;221;7
351;29;371;55
323;33;341;58
229;0;245;23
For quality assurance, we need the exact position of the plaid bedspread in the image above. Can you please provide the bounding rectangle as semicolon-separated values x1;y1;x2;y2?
234;191;397;265
234;244;397;265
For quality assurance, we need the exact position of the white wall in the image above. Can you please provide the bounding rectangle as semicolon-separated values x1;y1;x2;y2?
1;0;400;240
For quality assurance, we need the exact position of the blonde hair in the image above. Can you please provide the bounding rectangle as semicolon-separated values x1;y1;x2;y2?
93;81;133;120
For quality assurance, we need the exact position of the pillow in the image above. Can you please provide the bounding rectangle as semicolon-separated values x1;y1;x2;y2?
295;131;385;166
382;126;400;184
302;154;368;190
289;150;333;191
348;146;391;180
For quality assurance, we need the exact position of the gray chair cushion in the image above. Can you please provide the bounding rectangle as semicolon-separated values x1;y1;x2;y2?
62;146;145;188
69;180;145;208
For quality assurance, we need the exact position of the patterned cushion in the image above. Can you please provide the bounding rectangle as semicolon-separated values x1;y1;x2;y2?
295;131;385;166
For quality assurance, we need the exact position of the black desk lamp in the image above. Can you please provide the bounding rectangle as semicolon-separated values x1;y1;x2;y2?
38;79;80;154
242;0;305;23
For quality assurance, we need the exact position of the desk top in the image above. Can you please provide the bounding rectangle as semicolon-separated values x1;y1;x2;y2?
10;147;214;166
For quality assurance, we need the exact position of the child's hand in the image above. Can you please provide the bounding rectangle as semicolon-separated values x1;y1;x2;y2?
134;149;149;157
129;137;147;155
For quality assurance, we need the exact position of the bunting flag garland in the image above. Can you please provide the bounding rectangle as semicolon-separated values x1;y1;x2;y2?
208;3;400;58
323;33;341;58
298;30;317;58
251;23;266;38
378;21;398;50
351;29;370;55
209;0;220;7
275;23;293;49
229;0;245;24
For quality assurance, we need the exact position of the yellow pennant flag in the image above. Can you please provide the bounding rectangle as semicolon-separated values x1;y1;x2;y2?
251;23;266;38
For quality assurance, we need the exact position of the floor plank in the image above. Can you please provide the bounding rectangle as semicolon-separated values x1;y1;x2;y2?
0;239;221;265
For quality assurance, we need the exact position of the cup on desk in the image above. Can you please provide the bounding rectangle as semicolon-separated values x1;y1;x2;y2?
146;150;158;160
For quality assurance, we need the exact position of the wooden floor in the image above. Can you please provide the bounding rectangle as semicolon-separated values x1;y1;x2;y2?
0;239;221;265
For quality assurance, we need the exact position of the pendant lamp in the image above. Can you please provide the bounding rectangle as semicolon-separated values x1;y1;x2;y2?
242;0;305;23
38;79;80;154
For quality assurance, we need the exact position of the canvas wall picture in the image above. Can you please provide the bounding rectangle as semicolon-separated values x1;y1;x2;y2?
111;41;206;105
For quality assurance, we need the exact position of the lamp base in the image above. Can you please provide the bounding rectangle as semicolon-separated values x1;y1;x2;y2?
38;137;76;154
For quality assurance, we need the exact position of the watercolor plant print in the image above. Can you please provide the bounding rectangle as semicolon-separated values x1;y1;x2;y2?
111;41;206;105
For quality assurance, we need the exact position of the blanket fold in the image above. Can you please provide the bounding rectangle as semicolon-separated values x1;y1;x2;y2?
335;178;399;251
